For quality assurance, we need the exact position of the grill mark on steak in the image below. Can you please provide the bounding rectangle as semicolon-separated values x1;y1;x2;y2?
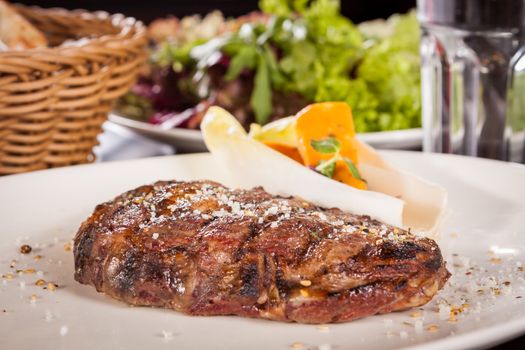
379;241;423;260
74;180;450;324
114;249;139;295
239;260;260;298
424;254;444;271
74;223;95;280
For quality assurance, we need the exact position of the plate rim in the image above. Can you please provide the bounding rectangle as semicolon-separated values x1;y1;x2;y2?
108;113;423;148
108;113;203;141
3;150;524;183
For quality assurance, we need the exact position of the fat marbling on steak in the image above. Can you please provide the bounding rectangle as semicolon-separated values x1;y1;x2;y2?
74;180;450;324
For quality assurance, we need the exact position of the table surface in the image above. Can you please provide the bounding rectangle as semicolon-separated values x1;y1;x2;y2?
94;122;525;350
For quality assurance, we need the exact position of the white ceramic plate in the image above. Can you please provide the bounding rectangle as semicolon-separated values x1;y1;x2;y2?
1;152;525;350
108;113;423;152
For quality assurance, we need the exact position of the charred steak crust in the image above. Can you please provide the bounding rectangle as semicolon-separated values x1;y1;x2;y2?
74;180;450;324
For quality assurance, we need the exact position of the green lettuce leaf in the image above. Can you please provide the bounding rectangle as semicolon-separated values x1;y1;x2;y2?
151;1;421;133
251;54;273;124
224;45;258;81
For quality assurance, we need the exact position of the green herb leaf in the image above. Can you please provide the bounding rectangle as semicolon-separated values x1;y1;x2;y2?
224;45;258;81
343;157;362;180
261;44;285;87
310;231;320;240
250;54;273;124
315;158;336;178
310;137;341;154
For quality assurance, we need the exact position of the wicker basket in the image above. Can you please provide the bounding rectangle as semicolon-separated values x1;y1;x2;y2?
0;5;147;175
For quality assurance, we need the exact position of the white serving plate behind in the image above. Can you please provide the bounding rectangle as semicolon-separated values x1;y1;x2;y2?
108;113;423;152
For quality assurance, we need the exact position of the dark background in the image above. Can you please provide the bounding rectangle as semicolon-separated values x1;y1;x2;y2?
11;1;525;349
15;0;415;23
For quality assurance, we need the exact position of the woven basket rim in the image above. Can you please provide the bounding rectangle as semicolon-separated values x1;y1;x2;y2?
0;4;146;57
0;4;148;175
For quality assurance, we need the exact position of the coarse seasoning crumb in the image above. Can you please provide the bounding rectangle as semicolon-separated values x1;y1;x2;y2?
266;206;279;216
161;330;174;341
426;324;439;332
152;233;159;240
490;257;502;265
317;325;330;332
2;273;14;280
290;342;304;349
45;310;54;322
63;243;72;252
19;244;32;254
35;279;46;286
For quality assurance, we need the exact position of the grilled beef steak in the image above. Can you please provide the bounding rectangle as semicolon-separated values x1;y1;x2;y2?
74;180;450;324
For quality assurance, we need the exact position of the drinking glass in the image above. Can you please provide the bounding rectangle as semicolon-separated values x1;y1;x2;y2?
417;0;525;163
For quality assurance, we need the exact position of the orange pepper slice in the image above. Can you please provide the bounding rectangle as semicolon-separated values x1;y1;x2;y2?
295;102;359;167
332;160;368;190
263;141;303;163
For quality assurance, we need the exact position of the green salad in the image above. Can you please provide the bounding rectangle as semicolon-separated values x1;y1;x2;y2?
123;0;421;133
